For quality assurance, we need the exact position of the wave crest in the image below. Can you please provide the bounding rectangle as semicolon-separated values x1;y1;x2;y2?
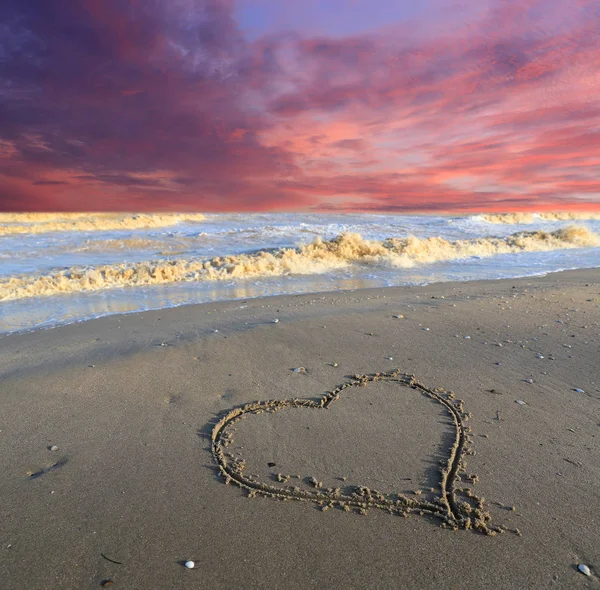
1;226;598;301
474;212;600;224
0;213;206;235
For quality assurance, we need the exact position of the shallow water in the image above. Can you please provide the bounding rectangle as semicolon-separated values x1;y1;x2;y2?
1;212;599;335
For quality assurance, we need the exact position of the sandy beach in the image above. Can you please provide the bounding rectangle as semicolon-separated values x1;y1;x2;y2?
1;269;598;589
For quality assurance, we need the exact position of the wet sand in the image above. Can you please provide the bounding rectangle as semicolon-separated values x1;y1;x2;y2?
0;269;599;589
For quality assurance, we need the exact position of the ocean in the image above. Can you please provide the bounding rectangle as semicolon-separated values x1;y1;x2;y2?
1;211;599;336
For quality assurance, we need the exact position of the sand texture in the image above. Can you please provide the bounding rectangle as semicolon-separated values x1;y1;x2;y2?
0;270;599;589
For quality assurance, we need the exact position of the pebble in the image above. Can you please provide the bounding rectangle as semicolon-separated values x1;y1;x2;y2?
464;336;471;339
386;357;393;360
537;355;544;359
515;400;527;405
293;367;306;373
578;564;591;576
49;445;59;452
213;329;219;333
422;327;430;331
331;362;338;367
525;378;534;384
185;561;195;569
573;388;585;393
272;319;279;323
392;314;404;319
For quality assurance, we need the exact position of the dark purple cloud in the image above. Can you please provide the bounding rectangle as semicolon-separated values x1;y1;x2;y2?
0;0;599;212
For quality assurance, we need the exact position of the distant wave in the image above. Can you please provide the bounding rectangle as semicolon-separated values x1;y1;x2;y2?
472;212;600;224
1;225;598;302
0;213;206;235
72;236;197;255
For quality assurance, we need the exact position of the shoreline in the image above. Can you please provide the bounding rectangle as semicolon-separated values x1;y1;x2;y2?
2;266;599;340
1;267;598;588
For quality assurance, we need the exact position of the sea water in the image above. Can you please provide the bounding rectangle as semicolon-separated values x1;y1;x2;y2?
1;212;599;335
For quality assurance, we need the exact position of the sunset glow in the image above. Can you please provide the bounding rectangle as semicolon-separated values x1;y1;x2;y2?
1;0;599;213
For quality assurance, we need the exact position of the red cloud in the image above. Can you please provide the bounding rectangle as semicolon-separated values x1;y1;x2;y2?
1;0;599;212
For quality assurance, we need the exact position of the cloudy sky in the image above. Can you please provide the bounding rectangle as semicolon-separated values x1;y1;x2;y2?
1;0;599;212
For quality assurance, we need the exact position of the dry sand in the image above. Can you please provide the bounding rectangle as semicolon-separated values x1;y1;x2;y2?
0;269;599;589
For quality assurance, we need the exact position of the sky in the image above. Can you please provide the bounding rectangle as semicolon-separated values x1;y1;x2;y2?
1;0;599;213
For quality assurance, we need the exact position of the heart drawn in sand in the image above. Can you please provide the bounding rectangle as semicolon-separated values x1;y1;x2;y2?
211;370;510;535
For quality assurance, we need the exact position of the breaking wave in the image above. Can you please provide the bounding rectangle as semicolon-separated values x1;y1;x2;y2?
0;213;206;235
1;226;598;302
474;212;600;224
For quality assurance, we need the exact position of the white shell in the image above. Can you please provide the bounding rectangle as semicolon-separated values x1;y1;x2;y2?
578;564;591;576
515;400;527;405
422;327;430;331
573;388;585;393
272;319;279;323
50;445;59;452
293;367;306;373
185;561;195;569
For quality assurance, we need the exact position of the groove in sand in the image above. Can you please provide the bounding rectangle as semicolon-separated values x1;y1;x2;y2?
211;370;514;535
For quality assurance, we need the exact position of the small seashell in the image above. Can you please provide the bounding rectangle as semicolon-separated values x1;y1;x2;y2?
525;378;534;384
536;355;544;359
392;314;404;319
422;327;430;331
185;560;195;569
464;336;471;339
578;564;591;576
573;388;585;393
515;400;527;405
49;445;59;452
386;357;393;360
293;367;306;373
213;329;219;333
272;319;279;323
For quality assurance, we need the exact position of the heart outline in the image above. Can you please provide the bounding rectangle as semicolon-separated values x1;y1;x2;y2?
211;369;508;535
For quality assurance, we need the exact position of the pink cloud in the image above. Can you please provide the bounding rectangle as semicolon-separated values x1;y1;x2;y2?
1;0;599;212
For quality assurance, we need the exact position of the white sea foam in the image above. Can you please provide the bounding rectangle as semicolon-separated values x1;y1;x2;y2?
1;225;597;301
1;212;599;335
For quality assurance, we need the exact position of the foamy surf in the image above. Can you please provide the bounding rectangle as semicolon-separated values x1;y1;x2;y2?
0;213;206;235
2;226;598;302
472;212;600;224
